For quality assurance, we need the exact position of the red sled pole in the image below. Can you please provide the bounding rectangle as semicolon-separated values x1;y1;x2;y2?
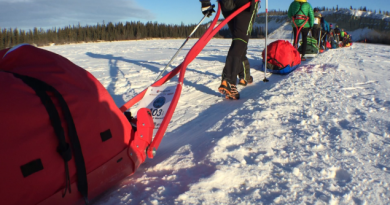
120;0;260;158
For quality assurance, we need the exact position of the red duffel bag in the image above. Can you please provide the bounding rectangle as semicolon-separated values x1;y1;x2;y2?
262;40;301;70
0;44;153;205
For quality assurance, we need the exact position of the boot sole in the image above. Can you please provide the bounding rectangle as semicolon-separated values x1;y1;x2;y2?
219;87;239;100
225;95;240;100
218;87;231;96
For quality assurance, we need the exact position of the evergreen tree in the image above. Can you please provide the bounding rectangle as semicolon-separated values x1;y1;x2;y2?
13;28;19;46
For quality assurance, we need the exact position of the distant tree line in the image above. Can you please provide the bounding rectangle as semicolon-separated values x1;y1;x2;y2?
313;5;390;16
0;19;266;50
257;9;288;16
0;21;203;50
218;26;265;38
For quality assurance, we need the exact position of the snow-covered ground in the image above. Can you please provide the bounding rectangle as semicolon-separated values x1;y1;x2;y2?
268;22;293;39
254;16;289;34
43;38;390;205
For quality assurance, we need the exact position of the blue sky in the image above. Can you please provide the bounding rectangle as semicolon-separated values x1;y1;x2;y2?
0;0;389;31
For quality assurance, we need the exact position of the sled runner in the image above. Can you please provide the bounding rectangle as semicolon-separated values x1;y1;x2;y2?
0;1;260;205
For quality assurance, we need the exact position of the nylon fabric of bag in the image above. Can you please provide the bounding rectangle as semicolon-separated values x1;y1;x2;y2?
298;36;319;54
262;40;301;70
0;45;138;205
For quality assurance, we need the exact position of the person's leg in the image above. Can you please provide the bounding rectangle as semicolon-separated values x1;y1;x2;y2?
301;28;309;57
238;55;253;85
312;28;319;43
219;0;255;98
293;27;298;47
324;34;328;49
221;2;252;85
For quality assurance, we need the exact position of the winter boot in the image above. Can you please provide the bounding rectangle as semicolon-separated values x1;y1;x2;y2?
238;76;253;86
218;80;240;100
238;57;252;86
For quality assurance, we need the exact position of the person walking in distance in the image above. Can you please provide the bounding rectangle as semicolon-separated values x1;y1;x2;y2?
334;25;341;42
200;0;259;100
320;17;330;50
288;0;314;61
312;8;322;47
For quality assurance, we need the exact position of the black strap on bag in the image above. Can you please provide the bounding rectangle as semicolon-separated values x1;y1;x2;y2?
12;73;89;204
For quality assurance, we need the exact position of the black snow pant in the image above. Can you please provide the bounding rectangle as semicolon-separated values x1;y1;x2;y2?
322;33;328;48
335;34;340;43
221;0;257;85
312;27;321;46
293;27;309;57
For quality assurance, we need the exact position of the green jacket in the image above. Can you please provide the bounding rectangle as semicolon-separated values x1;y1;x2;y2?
288;1;314;29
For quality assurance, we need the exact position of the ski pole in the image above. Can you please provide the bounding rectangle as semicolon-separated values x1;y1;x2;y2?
154;8;213;82
263;0;269;82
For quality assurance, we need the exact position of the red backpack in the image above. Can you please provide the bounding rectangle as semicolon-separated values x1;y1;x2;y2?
262;40;301;70
326;41;332;49
0;44;153;205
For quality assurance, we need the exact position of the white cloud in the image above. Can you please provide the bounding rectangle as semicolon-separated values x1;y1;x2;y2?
0;0;155;30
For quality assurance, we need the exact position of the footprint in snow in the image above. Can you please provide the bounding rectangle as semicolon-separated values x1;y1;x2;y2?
335;169;352;187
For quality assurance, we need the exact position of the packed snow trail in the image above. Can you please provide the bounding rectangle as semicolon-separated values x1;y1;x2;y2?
43;39;390;204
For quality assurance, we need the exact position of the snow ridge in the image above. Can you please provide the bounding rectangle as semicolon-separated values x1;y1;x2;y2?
43;38;390;204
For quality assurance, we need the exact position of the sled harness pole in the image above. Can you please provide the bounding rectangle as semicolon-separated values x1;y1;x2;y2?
292;15;308;48
263;0;269;82
154;8;213;82
120;1;259;158
292;3;309;48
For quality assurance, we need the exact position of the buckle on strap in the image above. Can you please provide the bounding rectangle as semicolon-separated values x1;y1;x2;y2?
293;15;308;20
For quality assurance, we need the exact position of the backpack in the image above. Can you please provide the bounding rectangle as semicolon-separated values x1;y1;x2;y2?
330;37;339;48
262;40;301;71
326;41;332;49
0;44;153;205
313;13;321;28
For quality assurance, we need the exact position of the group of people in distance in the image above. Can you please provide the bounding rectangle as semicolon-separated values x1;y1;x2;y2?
198;0;353;100
288;0;353;61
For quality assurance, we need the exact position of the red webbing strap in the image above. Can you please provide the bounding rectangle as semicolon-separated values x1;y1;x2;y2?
119;1;259;158
292;15;309;48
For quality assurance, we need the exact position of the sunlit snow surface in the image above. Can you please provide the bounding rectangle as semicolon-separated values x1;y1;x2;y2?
44;39;390;205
